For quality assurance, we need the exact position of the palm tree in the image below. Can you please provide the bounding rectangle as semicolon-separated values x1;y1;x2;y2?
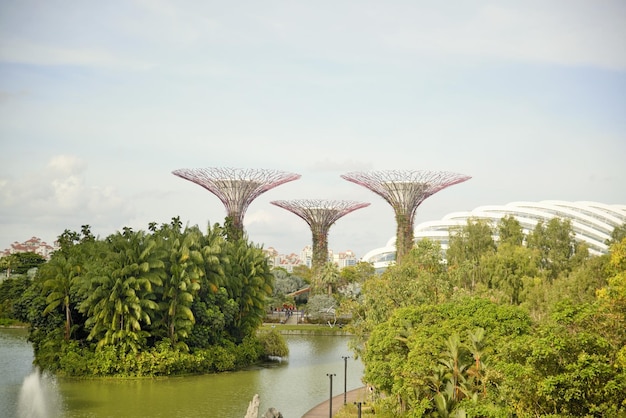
439;333;469;402
464;328;487;397
199;222;226;293
157;222;204;349
42;254;82;341
0;254;19;278
81;230;164;352
224;238;273;340
319;262;340;296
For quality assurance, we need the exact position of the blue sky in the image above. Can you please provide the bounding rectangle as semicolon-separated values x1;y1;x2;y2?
1;1;625;258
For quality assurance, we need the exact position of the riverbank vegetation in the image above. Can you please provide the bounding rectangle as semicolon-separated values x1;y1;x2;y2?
341;218;626;417
0;218;287;377
2;215;625;416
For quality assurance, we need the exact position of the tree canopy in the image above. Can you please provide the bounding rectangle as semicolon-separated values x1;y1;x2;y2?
344;219;626;417
7;218;278;377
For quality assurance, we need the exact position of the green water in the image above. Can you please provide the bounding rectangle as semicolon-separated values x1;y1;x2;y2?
1;329;364;417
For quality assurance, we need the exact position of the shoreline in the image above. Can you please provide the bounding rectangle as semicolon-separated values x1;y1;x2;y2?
301;386;368;417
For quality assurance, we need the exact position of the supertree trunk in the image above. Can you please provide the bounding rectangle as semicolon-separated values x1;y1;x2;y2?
270;199;370;291
395;211;415;264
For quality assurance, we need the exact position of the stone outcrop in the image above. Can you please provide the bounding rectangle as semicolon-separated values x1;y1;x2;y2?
244;394;260;418
244;395;282;418
263;407;283;418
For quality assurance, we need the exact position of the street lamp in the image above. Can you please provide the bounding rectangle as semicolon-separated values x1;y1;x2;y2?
354;401;365;418
327;373;336;418
342;355;350;405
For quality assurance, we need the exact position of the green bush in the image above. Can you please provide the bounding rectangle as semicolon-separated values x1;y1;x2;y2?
59;341;91;376
206;344;236;372
257;329;289;358
234;335;263;364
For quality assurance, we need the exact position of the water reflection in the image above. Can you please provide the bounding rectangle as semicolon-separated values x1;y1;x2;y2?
0;328;33;418
0;330;363;418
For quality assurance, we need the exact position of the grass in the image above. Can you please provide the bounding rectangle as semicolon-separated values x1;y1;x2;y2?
334;402;381;417
0;318;28;327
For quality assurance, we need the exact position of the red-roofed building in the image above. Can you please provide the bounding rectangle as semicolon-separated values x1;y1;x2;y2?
1;237;58;260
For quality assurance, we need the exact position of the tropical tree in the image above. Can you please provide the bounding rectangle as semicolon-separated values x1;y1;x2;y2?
501;300;626;416
223;237;274;341
362;298;531;415
339;261;375;285
0;254;19;278
359;240;449;330
80;229;165;353
155;220;204;349
447;219;496;291
270;267;307;307
6;251;46;277
292;264;313;286
41;254;82;341
482;243;538;304
527;218;582;281
319;261;340;296
596;237;626;355
0;273;31;320
497;215;525;247
305;294;336;323
607;223;626;245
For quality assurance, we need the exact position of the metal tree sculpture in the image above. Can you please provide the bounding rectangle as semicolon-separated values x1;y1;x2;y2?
172;167;301;239
270;199;370;274
341;170;471;263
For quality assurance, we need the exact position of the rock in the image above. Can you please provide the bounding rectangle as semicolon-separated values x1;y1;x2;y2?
262;407;283;418
244;394;260;418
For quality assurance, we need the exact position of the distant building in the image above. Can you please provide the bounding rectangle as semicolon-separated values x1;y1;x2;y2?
264;247;307;273
330;249;358;269
362;200;626;272
1;236;58;260
264;245;358;272
299;245;313;268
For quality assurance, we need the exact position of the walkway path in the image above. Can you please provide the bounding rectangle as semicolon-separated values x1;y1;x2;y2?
284;312;299;325
301;386;367;418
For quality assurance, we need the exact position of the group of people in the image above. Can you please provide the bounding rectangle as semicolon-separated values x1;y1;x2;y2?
269;304;300;323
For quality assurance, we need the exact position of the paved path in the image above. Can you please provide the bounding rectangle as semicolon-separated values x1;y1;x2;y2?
284;312;299;325
301;387;367;418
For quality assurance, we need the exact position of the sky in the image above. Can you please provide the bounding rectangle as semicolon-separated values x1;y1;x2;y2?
1;1;625;259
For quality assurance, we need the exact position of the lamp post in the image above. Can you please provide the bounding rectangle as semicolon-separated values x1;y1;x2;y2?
354;401;364;418
341;355;350;405
327;373;336;418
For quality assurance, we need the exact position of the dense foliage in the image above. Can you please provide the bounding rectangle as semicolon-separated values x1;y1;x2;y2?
346;217;626;417
2;218;281;377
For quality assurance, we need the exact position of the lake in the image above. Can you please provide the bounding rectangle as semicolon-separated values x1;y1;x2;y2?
0;328;364;417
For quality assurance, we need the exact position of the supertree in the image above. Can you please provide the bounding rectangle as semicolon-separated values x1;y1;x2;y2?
270;199;370;274
341;170;471;263
172;167;301;240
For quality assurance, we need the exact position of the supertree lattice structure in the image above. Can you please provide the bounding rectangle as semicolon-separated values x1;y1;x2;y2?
270;199;370;273
172;167;301;239
341;170;471;263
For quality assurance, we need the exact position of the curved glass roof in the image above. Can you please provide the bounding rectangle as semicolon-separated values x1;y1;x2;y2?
363;200;626;266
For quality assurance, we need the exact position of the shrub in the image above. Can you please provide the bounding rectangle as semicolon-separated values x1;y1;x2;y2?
257;329;289;358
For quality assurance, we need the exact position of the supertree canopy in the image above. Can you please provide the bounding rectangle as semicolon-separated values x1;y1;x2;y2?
341;170;471;263
270;199;370;273
172;167;301;239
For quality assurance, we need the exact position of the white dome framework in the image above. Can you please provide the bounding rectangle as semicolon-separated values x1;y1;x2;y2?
363;200;626;270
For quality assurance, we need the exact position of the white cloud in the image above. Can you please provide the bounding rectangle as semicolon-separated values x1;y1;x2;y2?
51;175;83;210
47;155;87;176
0;155;130;241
